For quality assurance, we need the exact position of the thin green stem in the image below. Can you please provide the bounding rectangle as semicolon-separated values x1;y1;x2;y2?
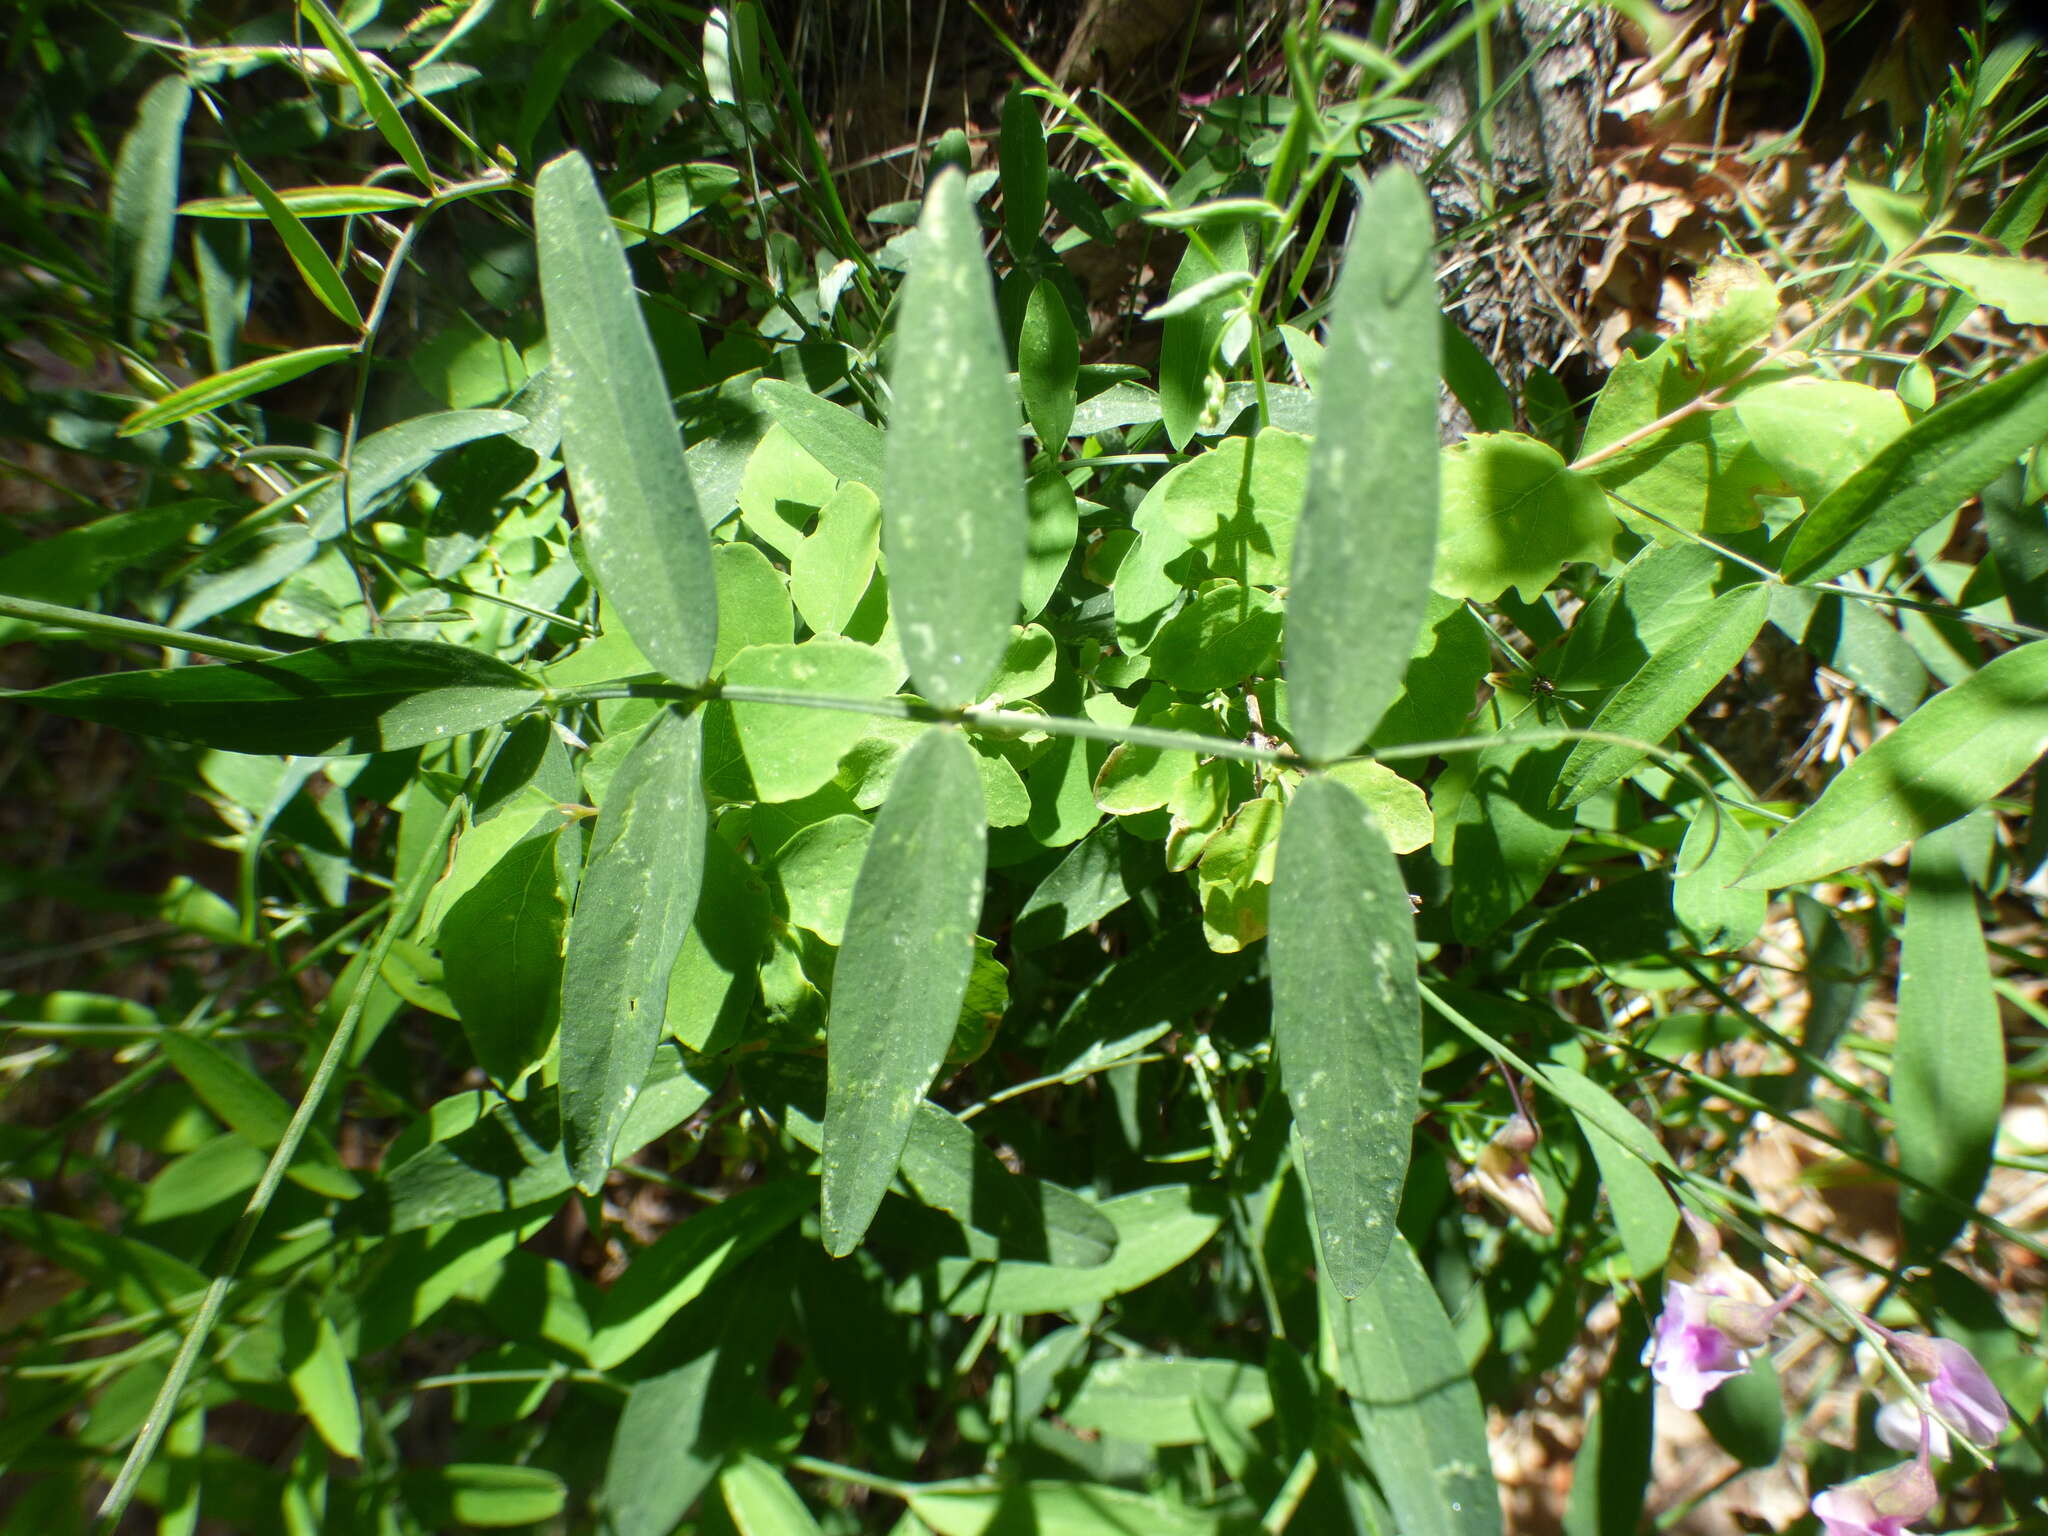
0;594;280;663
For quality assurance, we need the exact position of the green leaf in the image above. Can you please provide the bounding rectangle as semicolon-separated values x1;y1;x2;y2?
1434;433;1619;602
608;162;740;246
440;829;568;1086
604;1350;723;1536
1538;1064;1678;1277
724;638;900;801
1146;267;1252;321
1737;638;2048;887
770;814;871;945
1555;543;1725;691
0;499;218;625
1021;469;1081;619
1321;760;1434;853
1673;256;1776;378
1844;178;1928;256
1449;735;1578;941
1697;1355;1783;1467
822;728;986;1254
11;639;540;757
182;185;426;218
1150;579;1283;693
881;168;1027;708
1158;222;1248;449
536;151;719;686
299;0;435;189
1921;252;2048;324
924;1183;1222;1314
721;1455;824;1536
1330;1234;1501;1536
1062;1357;1273;1447
752;377;884;489
119;344;357;436
790;482;882;636
912;1482;1226;1536
1554;583;1769;807
282;1291;362;1459
109;75;192;338
1733;378;1909;506
1012;822;1153;952
712;540;796;673
1019;278;1079;449
232;156;363;330
1270;774;1418;1298
1673;807;1766;953
1781;353;2048;582
1894;819;2004;1254
157;1032;359;1199
1000;86;1049;257
558;706;706;1192
1285;168;1439;759
398;1464;567;1529
587;1180;810;1369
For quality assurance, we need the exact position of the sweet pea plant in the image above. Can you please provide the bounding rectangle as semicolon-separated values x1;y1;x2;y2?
2;3;2045;1532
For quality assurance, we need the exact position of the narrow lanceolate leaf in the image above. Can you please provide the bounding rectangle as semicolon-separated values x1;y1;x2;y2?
298;0;436;190
1270;774;1419;1298
1019;278;1079;450
10;639;540;756
822;728;987;1255
1781;353;2048;582
234;156;363;330
119;343;357;435
536;152;719;686
1894;820;2003;1254
182;185;426;218
880;168;1028;709
1285;168;1440;761
559;707;707;1191
1330;1235;1501;1536
109;75;192;338
1554;583;1770;808
1738;638;2048;888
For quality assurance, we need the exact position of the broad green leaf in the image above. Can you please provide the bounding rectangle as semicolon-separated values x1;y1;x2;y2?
439;829;568;1086
1330;1234;1501;1536
119;344;356;436
999;86;1049;257
558;706;707;1191
1737;638;2048;887
1163;425;1309;588
1673;255;1776;378
712;540;796;674
1673;806;1766;952
1578;345;1782;539
109;75;191;338
604;1350;724;1536
790;482;882;636
0;499;217;634
1441;320;1514;433
1554;583;1770;807
1698;1355;1783;1466
536;151;719;686
1768;585;1927;717
912;1481;1225;1536
283;1291;362;1458
822;728;986;1254
1781;353;2048;582
299;0;435;189
1159;223;1248;448
724;638;900;801
1732;378;1909;506
1012;822;1153;951
1019;278;1078;449
1322;760;1434;853
739;423;839;557
1372;594;1494;747
1844;178;1929;255
608;162;740;246
11;639;539;757
770;814;871;945
1894;819;2003;1254
1021;469;1081;618
722;1455;824;1536
986;624;1057;703
752;378;884;489
1449;734;1579;940
1063;1357;1273;1447
1270;774;1418;1298
1556;543;1726;692
157;1032;359;1199
668;834;772;1052
1286;168;1440;760
924;1183;1222;1314
1538;1063;1678;1277
233;156;363;330
881;168;1027;708
1434;433;1619;602
1921;252;2048;324
397;1464;567;1529
182;185;426;218
1150;579;1283;693
587;1180;810;1369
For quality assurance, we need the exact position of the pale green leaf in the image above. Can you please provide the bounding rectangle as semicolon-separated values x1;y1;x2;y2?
724;638;900;801
1434;433;1618;602
299;0;436;189
119;344;356;436
1921;252;2048;324
752;378;883;489
233;155;363;329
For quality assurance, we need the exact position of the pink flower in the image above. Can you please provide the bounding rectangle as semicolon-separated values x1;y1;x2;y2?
1811;1455;1938;1536
1874;1332;2009;1452
1644;1245;1800;1410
